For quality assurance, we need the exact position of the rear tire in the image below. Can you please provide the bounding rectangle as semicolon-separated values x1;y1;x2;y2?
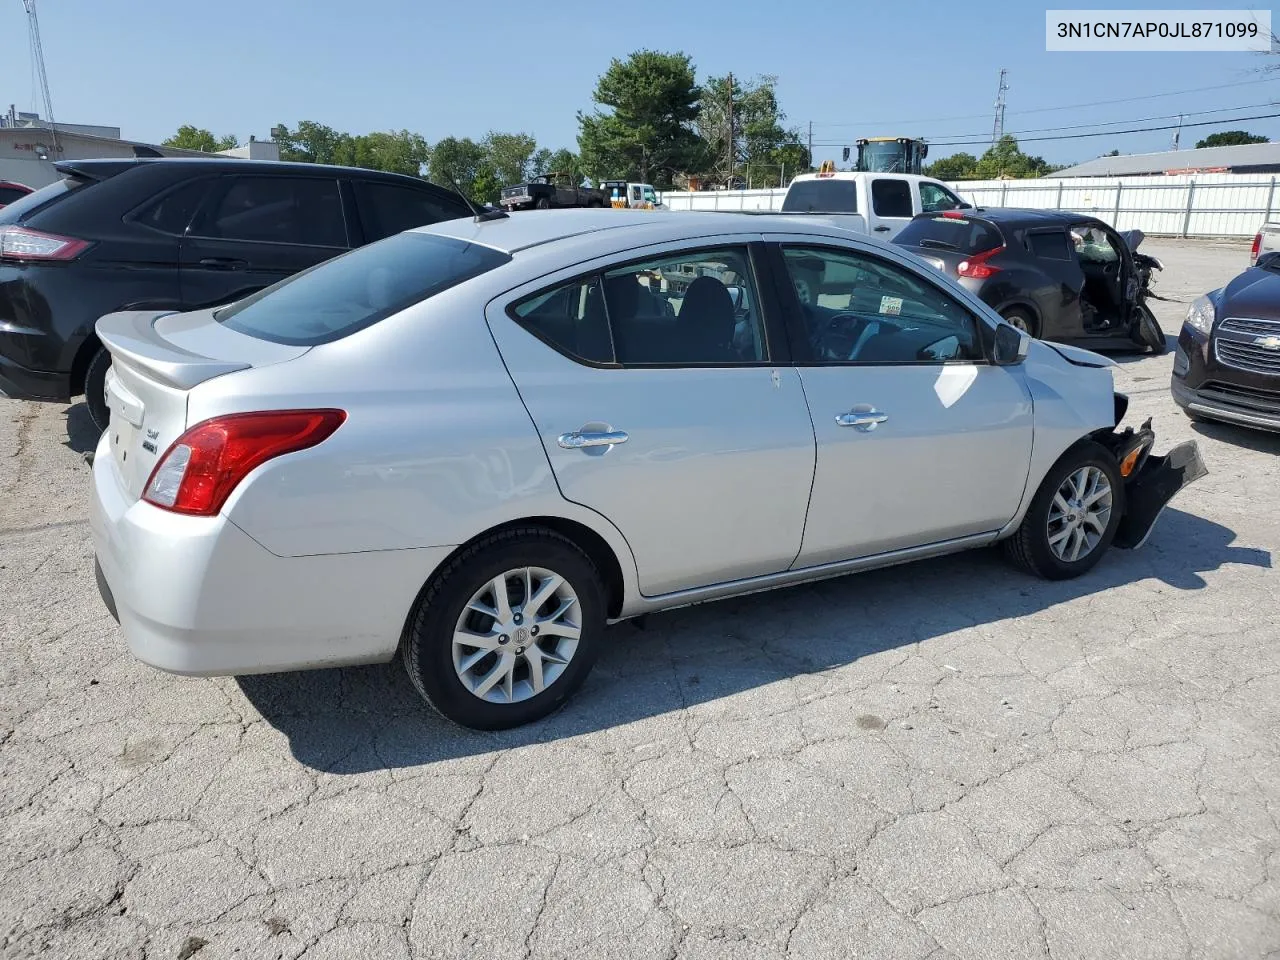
535;197;551;210
1003;441;1122;580
84;348;112;434
401;527;606;730
1000;307;1040;339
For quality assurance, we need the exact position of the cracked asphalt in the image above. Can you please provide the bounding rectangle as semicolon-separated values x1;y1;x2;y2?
2;238;1279;960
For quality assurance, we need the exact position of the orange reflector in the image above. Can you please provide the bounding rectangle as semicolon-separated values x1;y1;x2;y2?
1119;447;1142;477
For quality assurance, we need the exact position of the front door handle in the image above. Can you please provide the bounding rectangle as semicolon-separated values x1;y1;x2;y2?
873;225;891;232
557;429;629;449
197;257;247;270
835;409;889;430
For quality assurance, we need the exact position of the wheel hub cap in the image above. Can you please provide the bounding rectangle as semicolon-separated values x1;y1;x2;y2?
452;566;582;704
1047;467;1113;563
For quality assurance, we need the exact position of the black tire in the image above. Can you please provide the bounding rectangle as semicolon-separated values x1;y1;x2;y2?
535;196;551;210
1000;307;1040;339
402;527;606;730
1003;441;1123;581
84;347;112;434
1135;304;1168;353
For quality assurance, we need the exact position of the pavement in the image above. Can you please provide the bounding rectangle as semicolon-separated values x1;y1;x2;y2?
2;237;1278;960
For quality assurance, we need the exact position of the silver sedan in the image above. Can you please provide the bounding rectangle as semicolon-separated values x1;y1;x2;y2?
89;210;1205;729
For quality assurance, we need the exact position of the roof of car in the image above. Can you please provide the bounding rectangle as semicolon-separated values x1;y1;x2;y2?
414;209;879;255
922;207;1099;226
56;157;457;189
789;171;942;184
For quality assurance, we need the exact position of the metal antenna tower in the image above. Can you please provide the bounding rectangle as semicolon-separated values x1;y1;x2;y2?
21;0;59;156
991;68;1009;146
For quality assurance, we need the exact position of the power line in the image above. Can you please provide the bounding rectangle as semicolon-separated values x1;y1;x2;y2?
804;100;1280;147
927;111;1280;148
807;76;1280;129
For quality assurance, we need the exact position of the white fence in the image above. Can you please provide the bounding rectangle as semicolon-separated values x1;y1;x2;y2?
660;172;1279;239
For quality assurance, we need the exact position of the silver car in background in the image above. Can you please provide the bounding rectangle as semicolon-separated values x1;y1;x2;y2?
90;210;1205;729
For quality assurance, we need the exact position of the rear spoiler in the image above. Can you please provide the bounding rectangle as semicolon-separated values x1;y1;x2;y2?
53;159;140;182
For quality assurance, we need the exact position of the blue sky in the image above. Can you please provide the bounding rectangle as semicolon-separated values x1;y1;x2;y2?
4;0;1277;167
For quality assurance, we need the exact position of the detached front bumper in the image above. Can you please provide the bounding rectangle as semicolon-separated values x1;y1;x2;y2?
1100;412;1207;551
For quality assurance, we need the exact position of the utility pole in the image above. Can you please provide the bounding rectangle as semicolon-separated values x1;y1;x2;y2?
21;0;58;158
1171;114;1183;151
991;68;1009;147
807;121;813;170
726;73;735;187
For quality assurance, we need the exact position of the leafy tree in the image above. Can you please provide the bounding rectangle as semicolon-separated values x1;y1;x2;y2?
483;132;538;186
346;130;430;177
163;125;238;153
532;147;582;180
973;136;1056;179
428;136;489;197
1196;130;1268;148
925;152;978;180
699;74;807;187
471;162;503;205
274;121;352;165
578;50;706;188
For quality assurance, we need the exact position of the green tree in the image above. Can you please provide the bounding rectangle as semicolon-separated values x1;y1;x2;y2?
926;152;979;180
163;125;238;153
483;132;538;186
973;136;1056;179
1196;130;1268;148
347;129;430;176
274;121;352;165
471;162;503;205
699;74;807;187
532;147;582;180
428;136;489;198
578;50;705;188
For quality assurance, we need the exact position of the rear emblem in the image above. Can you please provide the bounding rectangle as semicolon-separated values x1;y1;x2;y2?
1253;335;1280;351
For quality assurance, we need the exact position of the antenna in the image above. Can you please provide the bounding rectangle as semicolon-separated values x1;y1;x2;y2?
21;0;58;159
991;68;1009;147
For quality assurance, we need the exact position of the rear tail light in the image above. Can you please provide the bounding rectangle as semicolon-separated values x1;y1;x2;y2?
1251;232;1262;264
143;410;346;517
0;225;91;261
957;246;1005;280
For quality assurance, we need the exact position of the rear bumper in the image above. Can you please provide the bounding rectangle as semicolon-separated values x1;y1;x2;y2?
0;353;70;402
89;431;454;676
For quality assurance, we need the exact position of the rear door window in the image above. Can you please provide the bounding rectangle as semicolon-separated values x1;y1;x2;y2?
782;180;857;214
1028;229;1072;260
893;215;1004;254
191;176;347;248
215;232;510;345
352;180;469;242
871;179;913;218
132;179;214;235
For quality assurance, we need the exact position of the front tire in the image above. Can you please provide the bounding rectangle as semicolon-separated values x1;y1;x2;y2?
1135;304;1168;353
1003;441;1122;580
84;347;112;434
535;197;551;210
402;527;606;730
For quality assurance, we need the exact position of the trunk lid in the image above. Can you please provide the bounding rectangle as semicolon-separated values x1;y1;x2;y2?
97;309;309;498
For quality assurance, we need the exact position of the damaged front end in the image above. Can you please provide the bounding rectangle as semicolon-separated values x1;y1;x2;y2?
1094;397;1208;550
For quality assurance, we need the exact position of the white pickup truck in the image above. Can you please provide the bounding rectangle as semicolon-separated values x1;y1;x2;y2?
776;170;972;240
1251;221;1280;264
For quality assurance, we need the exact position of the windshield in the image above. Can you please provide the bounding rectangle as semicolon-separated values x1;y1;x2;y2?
782;180;858;214
215;232;511;346
894;215;1004;254
859;142;911;173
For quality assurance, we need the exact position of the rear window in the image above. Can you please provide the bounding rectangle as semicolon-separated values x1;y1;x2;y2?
214;232;511;346
782;179;857;214
0;177;86;225
0;186;29;205
894;215;1004;255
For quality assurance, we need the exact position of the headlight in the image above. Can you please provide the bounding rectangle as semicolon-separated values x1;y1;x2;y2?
1185;294;1216;335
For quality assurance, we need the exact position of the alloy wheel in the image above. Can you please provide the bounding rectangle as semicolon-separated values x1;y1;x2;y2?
1046;466;1113;562
452;567;581;704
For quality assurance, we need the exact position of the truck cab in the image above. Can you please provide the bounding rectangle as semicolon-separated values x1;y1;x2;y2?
778;168;969;240
600;180;665;210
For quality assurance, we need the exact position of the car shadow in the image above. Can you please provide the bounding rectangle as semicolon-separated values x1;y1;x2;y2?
1191;417;1280;453
238;507;1269;773
64;402;98;455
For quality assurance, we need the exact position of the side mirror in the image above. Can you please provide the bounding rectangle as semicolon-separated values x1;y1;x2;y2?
725;284;748;313
993;322;1030;365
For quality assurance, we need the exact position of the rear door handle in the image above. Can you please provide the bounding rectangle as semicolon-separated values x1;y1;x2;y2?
197;257;247;270
835;409;889;430
873;226;891;232
557;429;629;449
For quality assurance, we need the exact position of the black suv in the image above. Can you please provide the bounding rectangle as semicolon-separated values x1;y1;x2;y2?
893;208;1164;352
0;158;471;429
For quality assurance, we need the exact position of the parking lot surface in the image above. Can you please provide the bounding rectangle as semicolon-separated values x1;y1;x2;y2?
2;238;1278;960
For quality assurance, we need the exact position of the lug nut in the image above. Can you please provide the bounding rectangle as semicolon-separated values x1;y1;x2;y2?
498;635;509;644
513;613;523;625
530;625;539;636
516;646;525;654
